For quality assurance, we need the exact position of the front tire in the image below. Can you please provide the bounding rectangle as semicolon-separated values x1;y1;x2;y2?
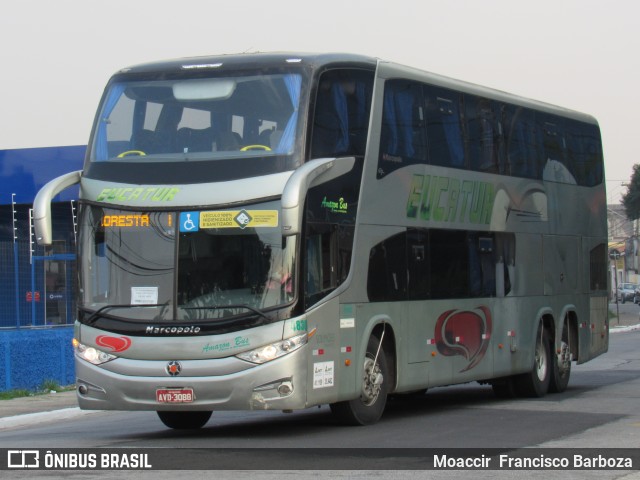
330;336;389;425
157;411;212;429
514;325;551;397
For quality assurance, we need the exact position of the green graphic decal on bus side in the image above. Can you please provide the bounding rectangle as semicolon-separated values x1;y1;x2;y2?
406;174;495;224
96;187;180;203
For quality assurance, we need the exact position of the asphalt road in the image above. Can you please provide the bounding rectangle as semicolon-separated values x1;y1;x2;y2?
2;330;640;479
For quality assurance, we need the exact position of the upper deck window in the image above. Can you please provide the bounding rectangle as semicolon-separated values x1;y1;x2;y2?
309;69;374;159
87;72;304;183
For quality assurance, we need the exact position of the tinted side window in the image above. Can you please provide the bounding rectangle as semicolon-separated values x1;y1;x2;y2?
424;85;464;168
378;80;426;178
590;243;607;291
367;229;515;301
407;229;429;300
310;69;374;159
566;121;604;187
304;159;363;307
429;229;469;298
374;80;603;187
304;224;356;307
464;97;505;174
367;232;407;301
505;106;541;179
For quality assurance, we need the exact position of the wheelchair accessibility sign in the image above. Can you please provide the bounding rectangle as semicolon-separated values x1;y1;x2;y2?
179;212;199;232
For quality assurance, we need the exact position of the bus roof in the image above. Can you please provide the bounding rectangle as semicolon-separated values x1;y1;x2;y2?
116;52;379;75
115;52;597;125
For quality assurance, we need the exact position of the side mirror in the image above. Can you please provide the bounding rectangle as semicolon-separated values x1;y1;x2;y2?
281;157;355;236
33;170;82;245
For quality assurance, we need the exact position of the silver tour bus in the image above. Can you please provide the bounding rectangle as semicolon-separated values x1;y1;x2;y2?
34;53;608;429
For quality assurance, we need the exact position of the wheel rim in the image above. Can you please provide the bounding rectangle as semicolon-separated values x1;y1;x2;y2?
535;336;548;382
361;355;383;406
558;340;571;376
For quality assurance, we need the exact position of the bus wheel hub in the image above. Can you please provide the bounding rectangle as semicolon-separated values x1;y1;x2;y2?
362;357;383;405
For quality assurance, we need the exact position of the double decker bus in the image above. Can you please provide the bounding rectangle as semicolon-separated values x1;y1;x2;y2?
34;53;608;429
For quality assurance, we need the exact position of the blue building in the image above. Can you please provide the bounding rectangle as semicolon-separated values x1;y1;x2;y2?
0;145;84;390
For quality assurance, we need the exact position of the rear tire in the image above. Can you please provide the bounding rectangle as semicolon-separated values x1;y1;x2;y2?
157;411;212;429
330;336;389;426
549;324;571;393
514;325;551;397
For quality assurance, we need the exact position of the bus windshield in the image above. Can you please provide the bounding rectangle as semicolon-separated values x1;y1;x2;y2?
87;72;304;181
78;201;296;323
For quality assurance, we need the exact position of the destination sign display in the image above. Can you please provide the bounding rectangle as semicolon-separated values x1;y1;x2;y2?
100;213;173;229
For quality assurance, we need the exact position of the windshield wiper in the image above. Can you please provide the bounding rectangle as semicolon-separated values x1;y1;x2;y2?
79;303;166;325
182;304;270;321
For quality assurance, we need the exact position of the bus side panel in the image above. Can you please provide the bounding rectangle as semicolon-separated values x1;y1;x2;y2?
543;235;580;295
578;236;608;363
305;297;359;406
582;296;609;363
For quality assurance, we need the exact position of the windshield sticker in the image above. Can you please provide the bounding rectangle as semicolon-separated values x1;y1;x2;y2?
180;212;200;232
199;210;278;229
131;286;158;305
320;196;348;214
96;187;180;203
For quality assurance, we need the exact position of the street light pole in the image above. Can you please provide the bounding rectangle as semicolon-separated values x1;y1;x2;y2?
610;249;621;325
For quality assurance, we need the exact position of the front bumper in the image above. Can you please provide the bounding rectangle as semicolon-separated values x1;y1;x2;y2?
75;346;308;411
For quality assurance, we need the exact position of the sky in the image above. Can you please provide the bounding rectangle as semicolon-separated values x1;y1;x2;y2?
1;0;637;202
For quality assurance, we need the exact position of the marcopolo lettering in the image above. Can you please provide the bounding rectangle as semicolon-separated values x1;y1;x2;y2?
406;174;495;225
145;326;201;335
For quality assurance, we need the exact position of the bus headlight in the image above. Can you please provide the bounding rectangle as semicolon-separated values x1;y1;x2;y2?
74;340;117;365
236;332;307;364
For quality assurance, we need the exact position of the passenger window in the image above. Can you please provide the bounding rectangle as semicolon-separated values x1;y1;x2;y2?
304;223;356;307
505;107;541;179
429;230;469;298
310;69;374;159
367;229;515;302
406;229;429;300
566;121;603;187
589;243;607;291
423;85;464;168
367;232;408;302
377;80;427;178
465;96;505;174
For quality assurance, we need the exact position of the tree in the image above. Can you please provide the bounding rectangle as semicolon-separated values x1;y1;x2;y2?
622;164;640;221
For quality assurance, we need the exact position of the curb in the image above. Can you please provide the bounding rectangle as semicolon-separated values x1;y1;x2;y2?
0;407;100;431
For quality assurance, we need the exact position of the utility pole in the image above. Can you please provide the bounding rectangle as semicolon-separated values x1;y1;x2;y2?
610;249;621;325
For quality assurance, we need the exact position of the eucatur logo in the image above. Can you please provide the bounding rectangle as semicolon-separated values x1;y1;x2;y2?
434;306;492;372
95;335;132;353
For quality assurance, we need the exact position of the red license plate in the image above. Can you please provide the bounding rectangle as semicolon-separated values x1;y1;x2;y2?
156;388;194;403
